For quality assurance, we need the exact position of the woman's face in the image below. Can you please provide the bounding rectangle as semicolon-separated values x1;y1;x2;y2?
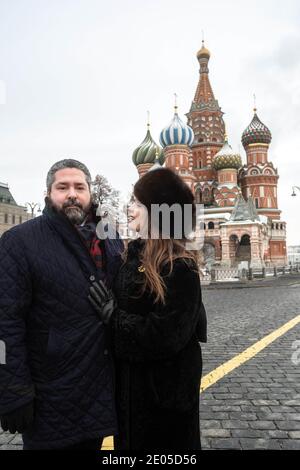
127;196;149;235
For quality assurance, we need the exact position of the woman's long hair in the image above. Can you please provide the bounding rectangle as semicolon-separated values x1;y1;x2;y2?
124;237;200;305
142;238;199;304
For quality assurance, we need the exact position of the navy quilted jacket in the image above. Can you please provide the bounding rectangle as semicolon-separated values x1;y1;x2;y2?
0;203;123;449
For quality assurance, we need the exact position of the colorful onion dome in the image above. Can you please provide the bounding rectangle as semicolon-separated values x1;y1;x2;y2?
196;40;210;60
132;127;165;167
159;108;194;148
213;137;242;170
242;110;272;147
148;148;163;172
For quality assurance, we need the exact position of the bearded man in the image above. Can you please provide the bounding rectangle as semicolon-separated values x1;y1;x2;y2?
0;159;123;450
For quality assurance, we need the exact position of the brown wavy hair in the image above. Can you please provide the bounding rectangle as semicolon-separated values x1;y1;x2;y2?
124;237;200;305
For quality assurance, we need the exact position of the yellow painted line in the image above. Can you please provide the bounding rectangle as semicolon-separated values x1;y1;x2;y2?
101;314;300;450
200;314;300;393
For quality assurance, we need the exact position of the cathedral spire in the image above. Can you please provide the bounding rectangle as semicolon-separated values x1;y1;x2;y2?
174;92;178;114
253;93;257;114
193;41;216;106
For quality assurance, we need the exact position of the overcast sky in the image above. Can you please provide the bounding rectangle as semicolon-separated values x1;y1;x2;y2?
0;0;299;244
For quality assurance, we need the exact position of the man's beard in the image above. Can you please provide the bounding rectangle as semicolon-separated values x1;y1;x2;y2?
48;197;92;225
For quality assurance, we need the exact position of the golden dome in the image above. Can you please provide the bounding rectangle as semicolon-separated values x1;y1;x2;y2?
197;41;211;59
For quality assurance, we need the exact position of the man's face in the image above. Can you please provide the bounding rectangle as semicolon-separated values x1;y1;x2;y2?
48;168;92;224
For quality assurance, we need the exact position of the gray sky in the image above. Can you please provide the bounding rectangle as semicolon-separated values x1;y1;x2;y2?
0;0;299;244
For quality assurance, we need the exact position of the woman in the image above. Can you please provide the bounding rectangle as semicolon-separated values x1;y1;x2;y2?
89;168;207;451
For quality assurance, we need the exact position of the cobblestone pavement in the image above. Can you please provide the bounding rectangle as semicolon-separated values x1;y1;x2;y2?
1;274;300;450
200;274;300;450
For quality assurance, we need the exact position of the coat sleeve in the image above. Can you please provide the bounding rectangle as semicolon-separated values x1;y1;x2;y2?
0;230;35;415
112;260;202;362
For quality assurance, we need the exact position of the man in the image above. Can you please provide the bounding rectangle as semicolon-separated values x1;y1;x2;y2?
0;159;123;450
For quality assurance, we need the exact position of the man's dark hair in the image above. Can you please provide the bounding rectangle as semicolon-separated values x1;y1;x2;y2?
46;159;92;193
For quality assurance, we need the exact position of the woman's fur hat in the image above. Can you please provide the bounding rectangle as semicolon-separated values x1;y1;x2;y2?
133;167;196;238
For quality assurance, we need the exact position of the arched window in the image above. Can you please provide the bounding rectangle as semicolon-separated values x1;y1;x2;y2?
204;188;210;198
195;188;202;204
240;234;250;246
208;221;214;230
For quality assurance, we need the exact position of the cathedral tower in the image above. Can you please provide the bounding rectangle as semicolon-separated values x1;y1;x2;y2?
160;101;195;188
240;108;280;219
186;41;225;204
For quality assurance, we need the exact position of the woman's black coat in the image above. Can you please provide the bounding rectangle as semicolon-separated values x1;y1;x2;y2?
112;239;207;450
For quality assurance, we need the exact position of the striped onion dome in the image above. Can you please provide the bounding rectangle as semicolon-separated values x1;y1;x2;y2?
159;110;194;148
132;127;165;167
212;137;242;170
242;110;272;148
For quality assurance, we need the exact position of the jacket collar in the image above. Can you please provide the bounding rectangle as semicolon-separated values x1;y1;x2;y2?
42;198;99;276
42;198;124;286
127;237;145;258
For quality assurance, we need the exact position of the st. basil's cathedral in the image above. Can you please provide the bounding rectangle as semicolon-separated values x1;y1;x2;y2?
131;42;287;268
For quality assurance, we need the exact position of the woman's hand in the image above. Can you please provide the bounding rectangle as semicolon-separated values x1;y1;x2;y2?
88;280;117;325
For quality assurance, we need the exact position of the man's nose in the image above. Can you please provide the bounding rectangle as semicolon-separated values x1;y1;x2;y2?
67;187;78;199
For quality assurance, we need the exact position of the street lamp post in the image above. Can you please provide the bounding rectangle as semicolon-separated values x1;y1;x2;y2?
291;186;300;197
25;202;41;217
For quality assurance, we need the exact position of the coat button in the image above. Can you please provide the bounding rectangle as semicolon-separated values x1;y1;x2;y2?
90;275;95;281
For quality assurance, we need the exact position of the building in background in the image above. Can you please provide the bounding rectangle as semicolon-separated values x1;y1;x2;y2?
288;246;300;267
132;42;287;268
0;182;33;236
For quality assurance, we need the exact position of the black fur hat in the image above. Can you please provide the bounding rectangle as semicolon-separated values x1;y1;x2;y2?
133;167;195;238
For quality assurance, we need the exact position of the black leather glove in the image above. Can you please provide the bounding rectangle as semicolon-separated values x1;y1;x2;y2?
88;280;117;325
0;401;34;434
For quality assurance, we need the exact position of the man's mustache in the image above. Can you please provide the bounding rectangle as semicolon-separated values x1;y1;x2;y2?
63;200;83;210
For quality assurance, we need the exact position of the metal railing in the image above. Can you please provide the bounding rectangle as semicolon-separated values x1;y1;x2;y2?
200;265;300;283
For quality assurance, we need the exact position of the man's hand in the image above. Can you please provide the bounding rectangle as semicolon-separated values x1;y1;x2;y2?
88;280;117;325
0;401;34;434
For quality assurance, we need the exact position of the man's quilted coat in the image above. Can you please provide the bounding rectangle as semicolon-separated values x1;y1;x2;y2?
0;203;122;449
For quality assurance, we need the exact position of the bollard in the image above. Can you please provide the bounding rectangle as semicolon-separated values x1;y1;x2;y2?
239;268;247;283
274;266;278;277
262;267;266;278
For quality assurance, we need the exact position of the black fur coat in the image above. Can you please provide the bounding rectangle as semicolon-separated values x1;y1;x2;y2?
112;238;207;451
